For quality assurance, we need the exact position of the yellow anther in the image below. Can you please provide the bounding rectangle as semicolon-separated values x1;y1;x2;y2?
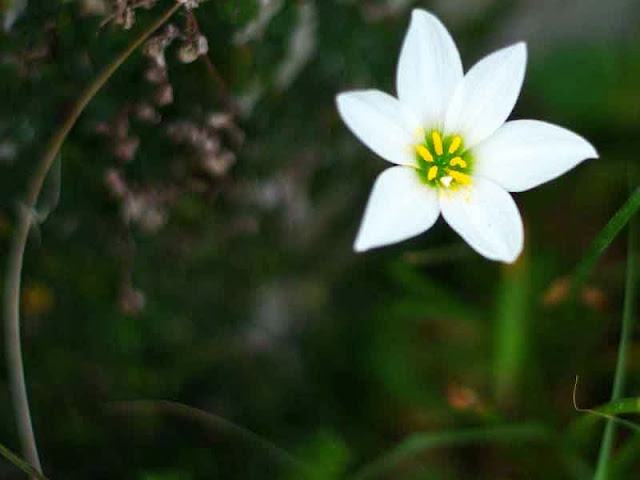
449;156;467;168
432;131;443;155
416;145;434;162
448;170;472;185
427;166;438;181
448;136;462;154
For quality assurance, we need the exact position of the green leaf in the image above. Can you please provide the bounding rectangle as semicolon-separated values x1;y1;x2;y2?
0;441;48;480
593;167;639;480
570;187;640;295
572;378;640;434
349;424;550;480
493;251;531;403
108;400;311;478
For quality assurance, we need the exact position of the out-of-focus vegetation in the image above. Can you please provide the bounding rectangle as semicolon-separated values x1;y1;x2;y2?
0;0;638;478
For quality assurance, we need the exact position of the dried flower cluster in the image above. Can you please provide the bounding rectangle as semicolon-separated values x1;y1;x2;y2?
110;0;158;30
167;113;243;178
87;0;240;315
105;168;176;233
94;109;141;163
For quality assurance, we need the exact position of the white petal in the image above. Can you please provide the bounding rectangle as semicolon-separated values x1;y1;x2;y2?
336;90;419;166
354;166;440;252
445;42;527;148
440;177;523;263
473;120;598;192
396;9;463;128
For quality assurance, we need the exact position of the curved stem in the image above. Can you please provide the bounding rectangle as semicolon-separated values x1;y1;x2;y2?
593;164;638;479
3;3;181;475
109;400;311;477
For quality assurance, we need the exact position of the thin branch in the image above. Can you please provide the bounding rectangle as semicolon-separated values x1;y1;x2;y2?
3;2;182;476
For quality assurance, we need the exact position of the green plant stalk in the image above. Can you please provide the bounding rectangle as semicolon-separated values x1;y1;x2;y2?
2;2;181;475
593;170;638;479
494;250;530;403
0;442;49;480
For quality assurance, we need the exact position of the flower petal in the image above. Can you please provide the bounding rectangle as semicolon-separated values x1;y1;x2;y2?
444;42;527;148
337;90;420;166
354;166;440;252
440;177;523;263
473;120;598;192
396;9;463;129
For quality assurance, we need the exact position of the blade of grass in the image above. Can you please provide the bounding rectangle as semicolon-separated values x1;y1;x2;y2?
573;377;640;434
611;433;640;479
494;249;530;403
0;442;48;480
593;166;638;480
570;186;639;296
350;424;550;480
2;3;182;475
108;400;311;478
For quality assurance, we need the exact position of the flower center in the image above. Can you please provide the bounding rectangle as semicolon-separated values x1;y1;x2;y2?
413;129;473;189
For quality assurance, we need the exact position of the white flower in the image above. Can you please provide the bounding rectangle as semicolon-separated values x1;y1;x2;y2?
336;9;598;263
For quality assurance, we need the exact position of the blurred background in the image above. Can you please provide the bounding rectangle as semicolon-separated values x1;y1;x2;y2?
0;0;639;478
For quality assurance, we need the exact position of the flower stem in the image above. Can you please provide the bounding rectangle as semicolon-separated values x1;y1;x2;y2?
2;3;181;475
593;164;638;480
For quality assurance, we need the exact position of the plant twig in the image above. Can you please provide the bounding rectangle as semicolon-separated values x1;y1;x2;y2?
2;3;182;475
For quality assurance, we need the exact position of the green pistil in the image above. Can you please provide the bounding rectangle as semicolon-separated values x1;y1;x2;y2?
414;130;474;188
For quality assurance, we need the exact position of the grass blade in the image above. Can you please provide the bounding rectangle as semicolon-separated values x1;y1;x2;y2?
593;167;639;479
494;251;530;403
109;400;311;477
571;187;639;295
350;424;550;480
0;442;48;480
573;377;640;434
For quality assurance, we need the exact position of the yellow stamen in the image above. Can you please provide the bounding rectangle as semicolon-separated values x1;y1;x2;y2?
427;166;438;181
416;145;434;162
448;170;472;185
449;156;467;168
448;136;462;154
432;131;443;155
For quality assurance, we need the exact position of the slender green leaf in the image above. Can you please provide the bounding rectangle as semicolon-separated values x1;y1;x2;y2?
571;186;639;294
108;400;311;478
594;167;639;480
350;424;550;480
611;433;640;479
572;377;640;434
494;252;530;403
0;441;48;479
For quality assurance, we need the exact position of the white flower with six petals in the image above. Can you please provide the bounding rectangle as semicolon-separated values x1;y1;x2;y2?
336;9;598;263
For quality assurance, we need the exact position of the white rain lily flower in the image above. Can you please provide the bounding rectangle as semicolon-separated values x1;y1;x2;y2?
336;9;597;263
